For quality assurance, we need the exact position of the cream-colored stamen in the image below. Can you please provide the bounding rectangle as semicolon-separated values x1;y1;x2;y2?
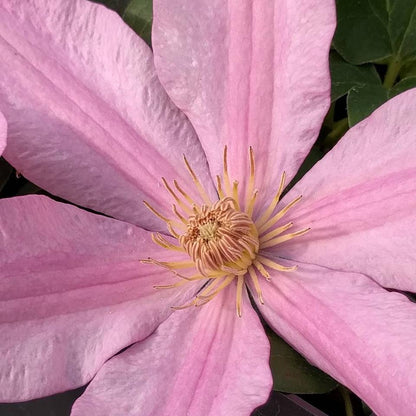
255;171;286;227
162;177;193;216
179;197;259;277
245;146;256;210
248;266;264;304
183;155;212;205
143;147;309;316
257;195;303;234
222;146;232;196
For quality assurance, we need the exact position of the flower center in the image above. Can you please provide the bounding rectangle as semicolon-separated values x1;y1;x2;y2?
180;197;259;277
143;147;309;316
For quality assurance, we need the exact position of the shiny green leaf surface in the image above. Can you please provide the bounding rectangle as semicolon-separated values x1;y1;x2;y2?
123;0;153;46
389;77;416;98
330;51;381;101
347;84;389;126
334;0;416;65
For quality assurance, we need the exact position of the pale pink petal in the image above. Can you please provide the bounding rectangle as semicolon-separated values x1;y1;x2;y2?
0;0;214;231
274;90;416;291
0;111;5;155
71;287;271;416
153;0;335;210
0;195;197;401
250;262;416;416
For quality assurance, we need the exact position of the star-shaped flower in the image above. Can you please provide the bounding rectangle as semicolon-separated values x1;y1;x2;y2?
0;1;415;416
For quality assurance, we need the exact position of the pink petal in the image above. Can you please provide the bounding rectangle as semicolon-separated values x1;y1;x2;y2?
0;0;214;231
251;262;416;416
0;195;197;401
153;0;335;210
71;287;272;416
0;111;5;155
275;89;416;291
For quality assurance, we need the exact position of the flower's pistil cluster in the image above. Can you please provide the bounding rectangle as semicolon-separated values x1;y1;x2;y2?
143;147;309;316
180;197;259;277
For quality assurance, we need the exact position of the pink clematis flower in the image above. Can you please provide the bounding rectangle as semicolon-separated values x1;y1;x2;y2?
0;1;416;415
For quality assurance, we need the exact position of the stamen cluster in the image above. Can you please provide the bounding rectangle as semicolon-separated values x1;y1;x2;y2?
143;147;309;316
180;197;259;277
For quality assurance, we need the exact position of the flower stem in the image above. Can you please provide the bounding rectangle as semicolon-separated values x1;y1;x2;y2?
323;101;336;129
340;385;355;416
322;117;349;148
383;58;401;89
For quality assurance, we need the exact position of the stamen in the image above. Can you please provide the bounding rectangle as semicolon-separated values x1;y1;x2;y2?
220;265;247;275
151;233;184;251
180;197;259;277
141;258;195;270
248;266;264;304
256;255;297;272
216;175;225;199
260;227;311;249
172;274;234;311
162;178;193;216
253;260;270;280
154;279;188;289
143;200;185;231
196;276;225;299
143;200;171;223
172;204;187;224
259;221;293;243
222;146;232;196
171;300;197;310
245;146;256;211
236;275;244;317
167;222;181;239
255;171;286;227
258;195;302;235
197;275;235;302
246;189;258;218
183;155;212;205
174;271;222;281
174;180;194;205
144;146;310;316
232;181;240;210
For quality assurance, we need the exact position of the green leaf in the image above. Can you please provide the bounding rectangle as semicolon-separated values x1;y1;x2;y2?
123;0;153;46
385;0;416;62
330;51;381;102
333;0;392;64
333;0;416;65
400;59;416;78
389;76;416;98
268;331;338;394
347;84;389;126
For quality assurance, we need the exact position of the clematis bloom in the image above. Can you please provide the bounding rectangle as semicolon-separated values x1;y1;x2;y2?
0;1;416;416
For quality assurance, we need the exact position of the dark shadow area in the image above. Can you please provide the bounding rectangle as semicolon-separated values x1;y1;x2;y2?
254;391;329;416
0;387;86;416
0;388;337;416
